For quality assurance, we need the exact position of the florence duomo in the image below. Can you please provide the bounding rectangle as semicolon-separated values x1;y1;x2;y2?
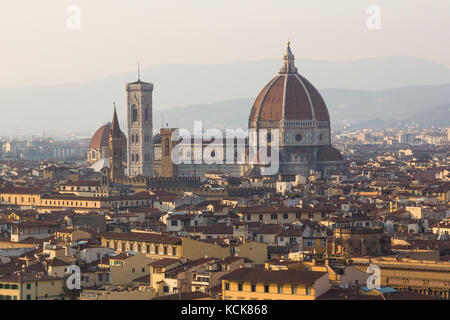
90;42;346;183
248;41;345;179
0;1;449;305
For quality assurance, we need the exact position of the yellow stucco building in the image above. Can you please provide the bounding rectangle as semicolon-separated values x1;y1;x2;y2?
101;232;183;260
220;268;330;300
0;273;64;300
352;257;450;299
100;232;268;264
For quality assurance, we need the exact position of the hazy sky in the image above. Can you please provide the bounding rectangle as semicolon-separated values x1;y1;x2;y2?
1;0;449;88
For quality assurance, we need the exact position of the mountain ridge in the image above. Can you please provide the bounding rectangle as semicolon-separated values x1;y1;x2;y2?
1;56;450;135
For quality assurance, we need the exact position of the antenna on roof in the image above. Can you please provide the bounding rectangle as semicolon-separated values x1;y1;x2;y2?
137;62;141;81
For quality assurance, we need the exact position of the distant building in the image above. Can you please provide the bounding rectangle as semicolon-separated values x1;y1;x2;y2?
352;257;450;300
10;221;60;242
331;227;391;256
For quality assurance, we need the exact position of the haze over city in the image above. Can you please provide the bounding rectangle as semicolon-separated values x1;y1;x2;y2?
0;1;449;305
1;0;450;88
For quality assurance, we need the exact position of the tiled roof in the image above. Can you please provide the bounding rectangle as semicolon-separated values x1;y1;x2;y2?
149;258;180;267
89;124;126;150
203;225;233;235
0;187;42;194
0;272;61;283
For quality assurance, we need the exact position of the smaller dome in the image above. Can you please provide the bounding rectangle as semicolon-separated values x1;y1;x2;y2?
89;124;127;150
317;147;343;162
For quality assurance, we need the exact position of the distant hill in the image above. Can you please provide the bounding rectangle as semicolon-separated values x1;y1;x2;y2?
346;104;450;130
325;84;450;128
155;84;450;131
1;56;450;135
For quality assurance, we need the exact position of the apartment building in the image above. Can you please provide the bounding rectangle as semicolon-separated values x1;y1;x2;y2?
0;272;64;300
221;268;330;300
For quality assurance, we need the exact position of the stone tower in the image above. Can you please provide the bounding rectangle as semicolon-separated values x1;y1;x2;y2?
126;75;153;177
160;128;178;178
109;106;124;182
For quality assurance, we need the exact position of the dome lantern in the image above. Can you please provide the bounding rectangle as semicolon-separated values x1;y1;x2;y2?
280;40;297;74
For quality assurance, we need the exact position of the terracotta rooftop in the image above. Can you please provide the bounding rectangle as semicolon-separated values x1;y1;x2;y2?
149;258;180;267
0;272;61;283
89;123;126;151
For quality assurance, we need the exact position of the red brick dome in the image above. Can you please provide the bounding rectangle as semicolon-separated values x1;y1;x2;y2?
249;43;329;124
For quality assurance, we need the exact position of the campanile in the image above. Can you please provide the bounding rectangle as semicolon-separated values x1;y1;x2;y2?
126;76;153;177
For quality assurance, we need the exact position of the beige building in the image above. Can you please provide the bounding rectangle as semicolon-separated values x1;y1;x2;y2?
352;257;450;300
10;221;60;243
109;252;150;286
331;227;391;256
239;206;330;223
101;232;183;260
55;229;92;243
101;232;268;264
0;272;64;300
0;187;41;206
221;268;330;300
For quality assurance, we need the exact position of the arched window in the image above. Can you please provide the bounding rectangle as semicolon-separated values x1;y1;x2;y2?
165;138;170;156
131;154;135;162
135;154;139;163
92;151;96;159
135;133;139;144
131;134;135;144
131;105;138;123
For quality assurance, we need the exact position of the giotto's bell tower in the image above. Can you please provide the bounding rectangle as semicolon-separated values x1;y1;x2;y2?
126;74;153;177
